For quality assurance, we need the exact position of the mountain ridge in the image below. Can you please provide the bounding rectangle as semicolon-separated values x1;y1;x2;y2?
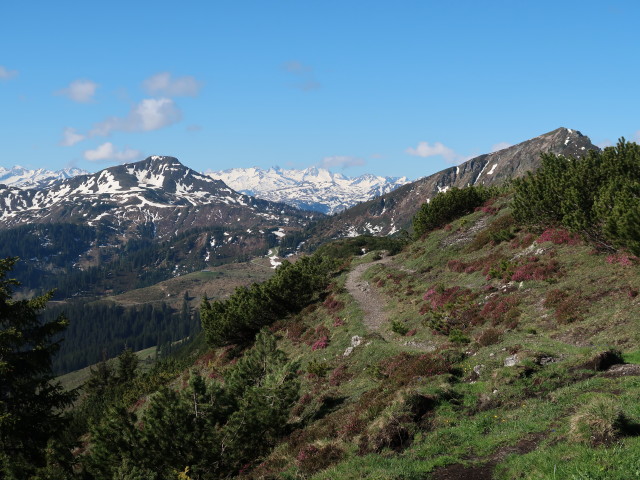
0;155;314;239
303;127;599;247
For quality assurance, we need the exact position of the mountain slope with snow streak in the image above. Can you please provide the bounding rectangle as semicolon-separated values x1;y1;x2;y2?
302;128;599;247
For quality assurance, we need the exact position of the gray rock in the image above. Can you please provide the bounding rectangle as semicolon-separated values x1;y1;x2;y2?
504;354;519;367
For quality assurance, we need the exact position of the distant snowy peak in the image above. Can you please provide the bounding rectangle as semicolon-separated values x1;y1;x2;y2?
206;166;409;214
0;165;89;188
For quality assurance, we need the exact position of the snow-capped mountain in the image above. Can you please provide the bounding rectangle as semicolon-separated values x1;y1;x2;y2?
206;166;409;214
0;156;313;240
0;165;89;188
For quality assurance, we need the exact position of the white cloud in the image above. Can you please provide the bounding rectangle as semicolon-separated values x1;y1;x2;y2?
56;79;98;103
283;61;312;73
598;139;613;148
0;65;18;80
83;142;142;162
90;98;182;136
491;142;512;152
60;127;85;146
405;141;459;163
634;131;640;143
282;60;321;91
143;72;201;97
319;156;365;169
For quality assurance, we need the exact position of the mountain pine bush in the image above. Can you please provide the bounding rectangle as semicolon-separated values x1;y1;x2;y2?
413;185;496;238
513;139;640;254
200;254;339;346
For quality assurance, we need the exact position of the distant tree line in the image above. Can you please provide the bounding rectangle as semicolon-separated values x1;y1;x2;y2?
44;297;200;374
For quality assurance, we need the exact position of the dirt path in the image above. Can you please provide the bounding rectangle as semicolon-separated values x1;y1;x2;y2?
345;256;394;339
345;256;433;351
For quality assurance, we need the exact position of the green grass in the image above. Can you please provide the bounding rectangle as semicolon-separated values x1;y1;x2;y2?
623;349;640;364
56;345;157;391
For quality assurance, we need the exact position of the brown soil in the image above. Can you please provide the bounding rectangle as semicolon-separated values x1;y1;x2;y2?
431;432;545;479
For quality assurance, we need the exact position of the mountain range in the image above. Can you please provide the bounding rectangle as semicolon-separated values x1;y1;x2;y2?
0;165;89;188
0;156;312;240
206;166;409;214
0;127;599;289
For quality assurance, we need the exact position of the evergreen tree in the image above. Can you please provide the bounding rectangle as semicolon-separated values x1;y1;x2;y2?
117;347;139;384
85;329;299;479
0;257;76;478
200;254;338;347
87;354;114;397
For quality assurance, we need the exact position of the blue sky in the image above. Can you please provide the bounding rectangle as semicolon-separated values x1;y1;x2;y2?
1;1;639;180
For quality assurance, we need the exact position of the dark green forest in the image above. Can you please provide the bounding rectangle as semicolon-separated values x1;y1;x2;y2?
44;298;200;374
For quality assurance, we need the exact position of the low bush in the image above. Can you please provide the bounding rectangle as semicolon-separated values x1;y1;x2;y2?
476;327;504;346
370;414;414;452
307;360;330;377
449;328;471;344
379;352;452;386
296;443;344;475
469;213;518;250
537;227;581;245
569;395;627;445
390;319;409;336
543;289;583;323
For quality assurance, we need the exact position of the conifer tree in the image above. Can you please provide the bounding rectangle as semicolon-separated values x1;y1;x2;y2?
117;347;139;384
0;257;76;477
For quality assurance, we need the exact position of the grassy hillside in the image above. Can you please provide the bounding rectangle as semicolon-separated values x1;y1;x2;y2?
234;197;639;479
70;196;640;478
56;345;157;392
107;260;275;309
